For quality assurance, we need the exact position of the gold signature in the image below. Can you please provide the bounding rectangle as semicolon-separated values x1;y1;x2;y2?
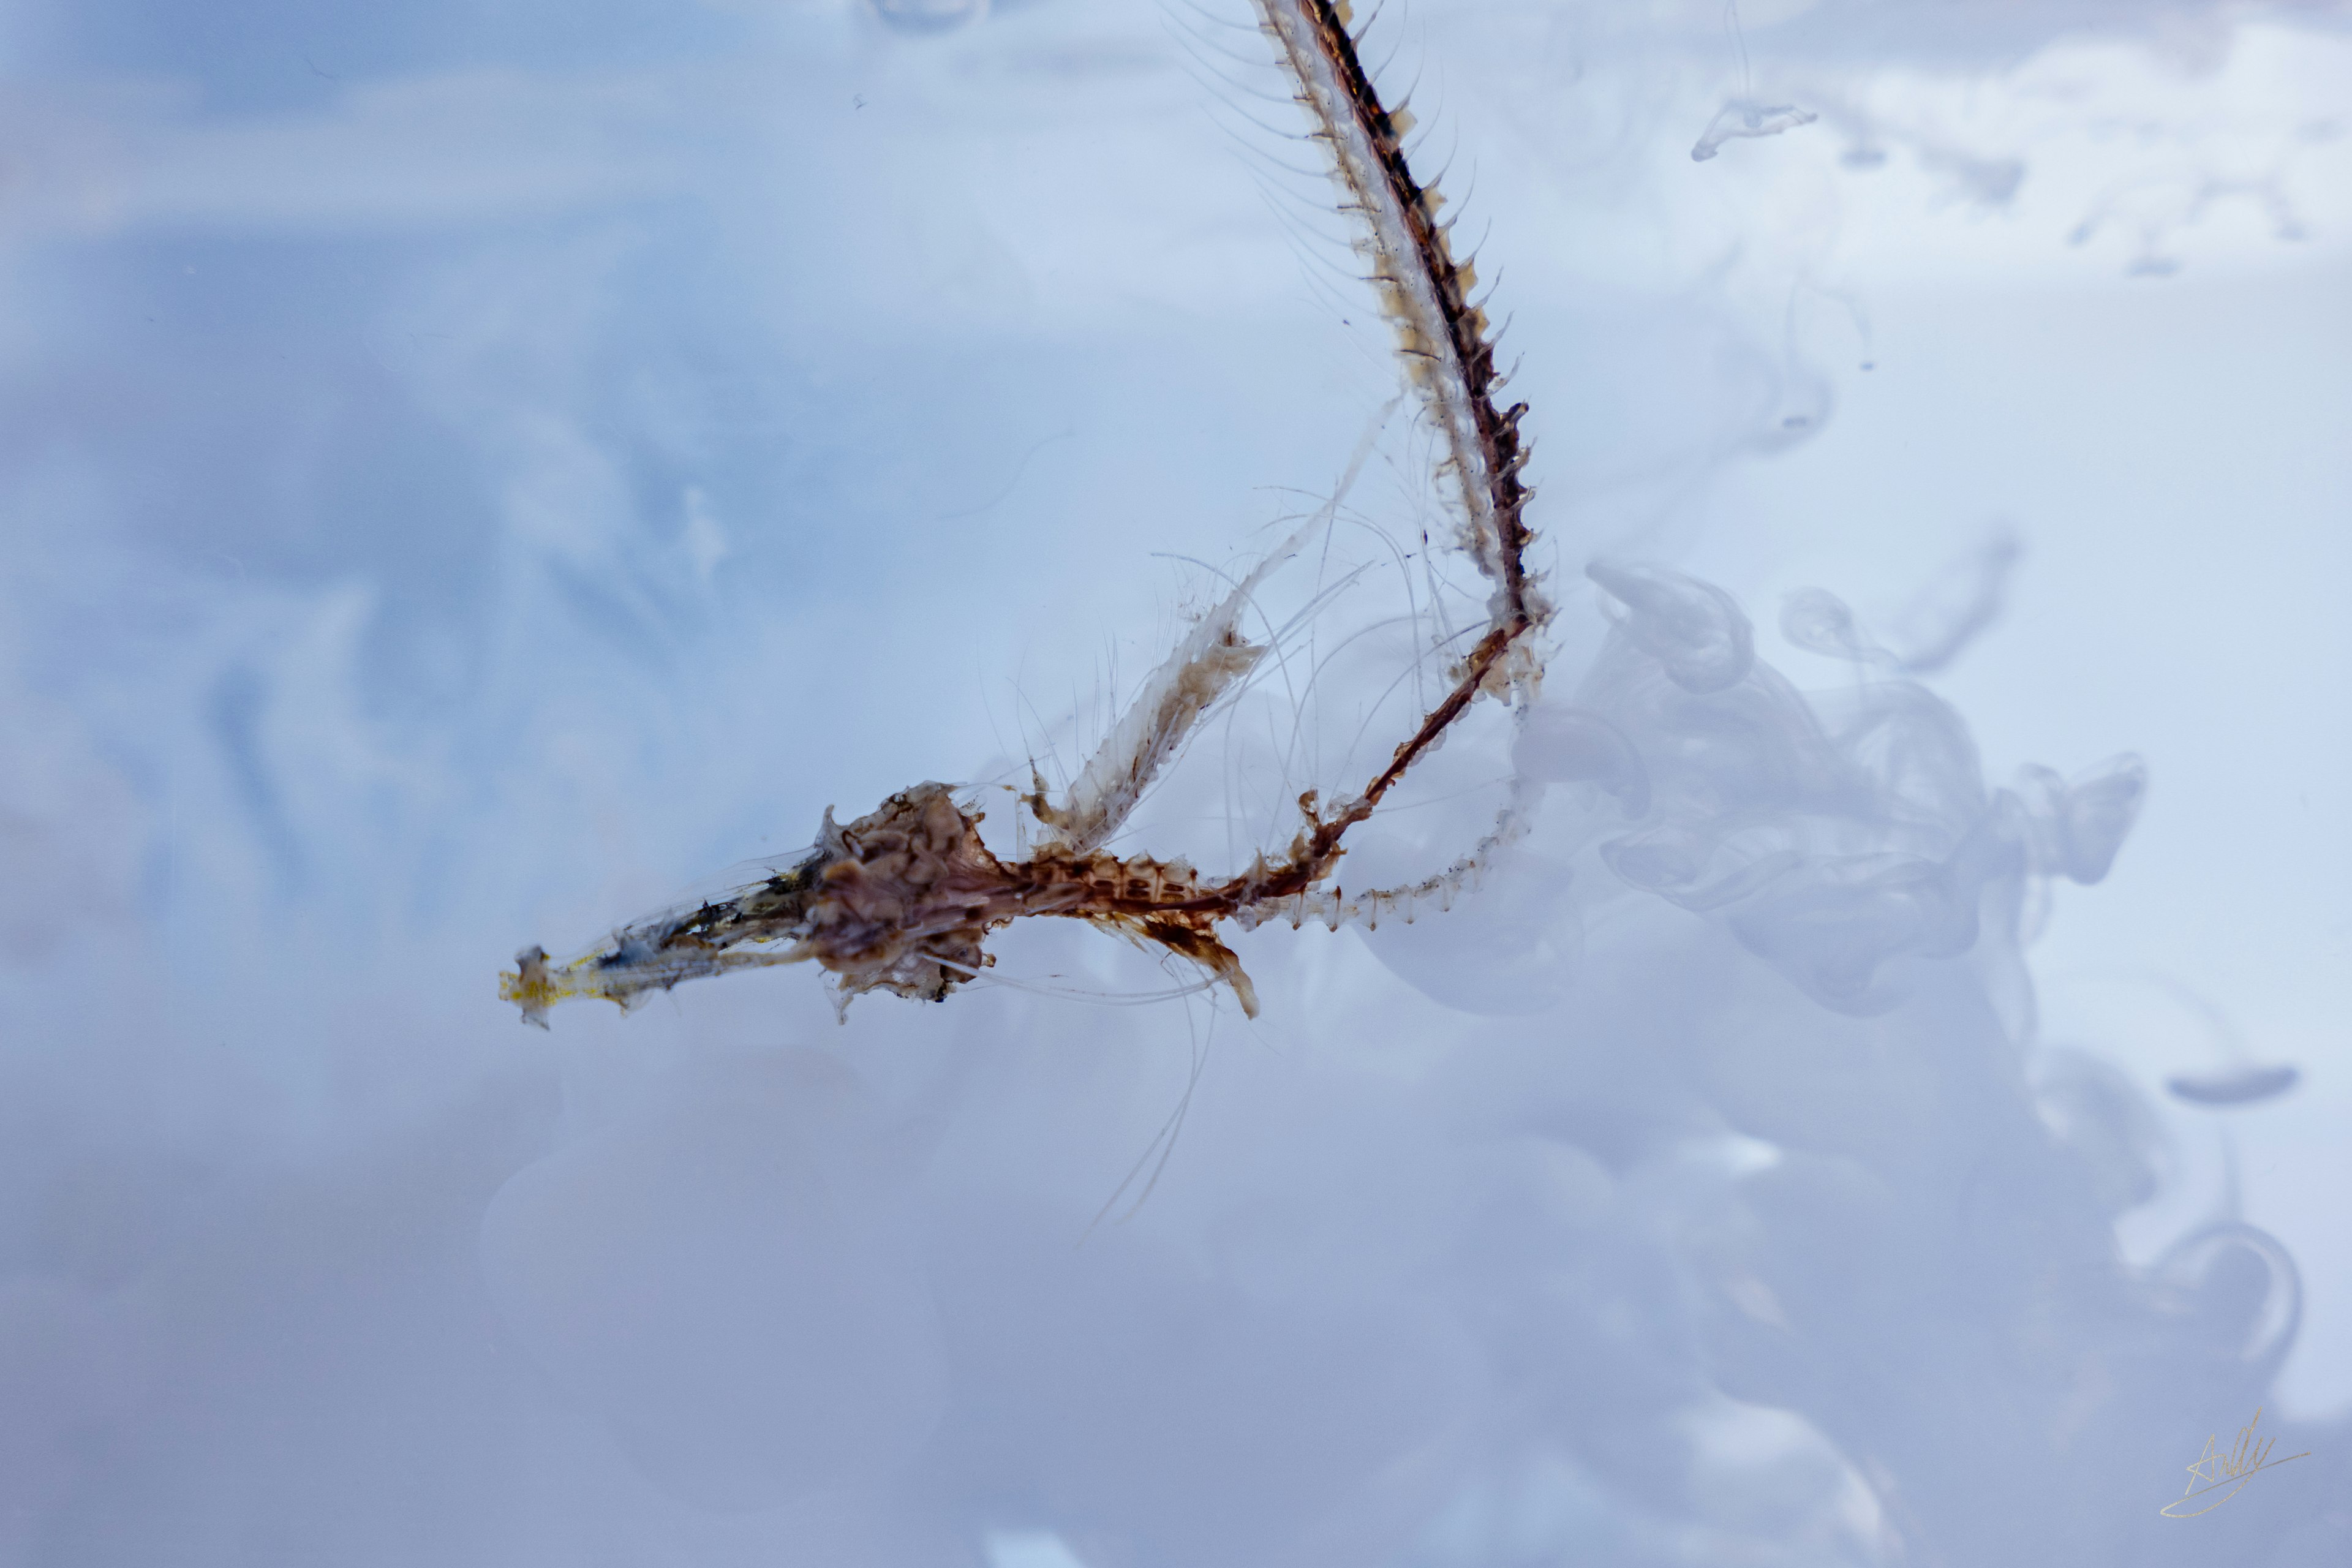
2160;1406;2311;1518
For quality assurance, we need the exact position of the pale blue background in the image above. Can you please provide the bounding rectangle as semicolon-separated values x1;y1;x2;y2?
0;1;2345;1564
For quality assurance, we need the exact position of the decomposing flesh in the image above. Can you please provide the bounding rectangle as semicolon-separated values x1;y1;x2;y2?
501;0;1549;1025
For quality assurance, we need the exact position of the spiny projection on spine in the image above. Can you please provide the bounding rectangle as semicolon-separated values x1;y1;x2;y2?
500;0;1548;1025
1256;0;1543;665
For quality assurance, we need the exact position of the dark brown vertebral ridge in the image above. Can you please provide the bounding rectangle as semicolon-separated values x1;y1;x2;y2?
500;0;1547;1024
1264;0;1542;649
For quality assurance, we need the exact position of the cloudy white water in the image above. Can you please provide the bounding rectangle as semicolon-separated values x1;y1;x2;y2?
2;0;2349;1563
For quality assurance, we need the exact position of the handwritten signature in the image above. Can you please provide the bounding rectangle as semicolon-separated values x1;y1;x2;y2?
2160;1406;2311;1518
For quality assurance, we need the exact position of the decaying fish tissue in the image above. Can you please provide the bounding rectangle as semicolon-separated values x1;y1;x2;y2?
502;0;1550;1025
